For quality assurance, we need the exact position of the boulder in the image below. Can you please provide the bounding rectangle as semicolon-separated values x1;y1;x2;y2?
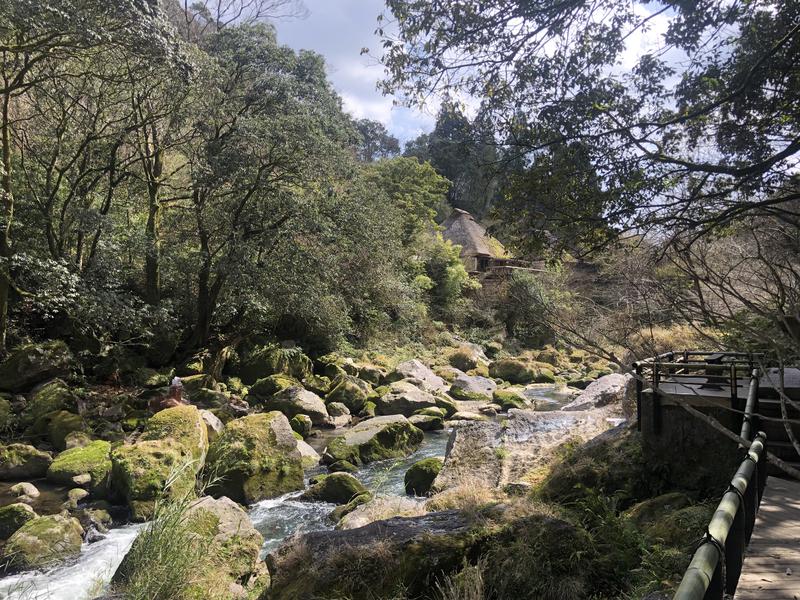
434;394;458;417
404;457;443;496
408;414;444;431
0;503;37;539
290;414;313;438
296;439;321;469
65;430;93;449
238;346;313;385
322;415;424;467
22;379;75;427
387;360;447;392
264;386;330;426
191;387;230;409
449;411;489;422
263;511;491;599
375;380;438;416
493;388;528;411
115;495;265;597
335;496;422;530
110;439;198;521
488;359;535;384
300;473;368;504
47;440;112;495
561;373;633;412
448;373;497;401
304;374;332;397
46;410;86;450
325;375;371;414
0;444;52;480
141;404;209;463
11;482;39;498
200;409;225;442
625;492;693;529
0;341;73;393
206;412;304;504
415;406;446;418
247;375;300;403
448;348;480;372
357;365;384;386
326;402;351;428
2;514;83;570
0;395;12;430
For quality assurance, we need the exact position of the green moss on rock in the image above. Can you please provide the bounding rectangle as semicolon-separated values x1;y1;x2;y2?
404;457;442;496
47;440;112;495
0;444;52;480
248;375;300;402
141;404;209;462
290;414;313;438
22;379;75;427
301;473;368;504
489;359;535;384
206;412;304;504
110;439;198;521
238;346;313;385
0;503;37;539
47;410;86;450
326;375;371;414
2;514;83;570
323;415;424;467
493;389;528;411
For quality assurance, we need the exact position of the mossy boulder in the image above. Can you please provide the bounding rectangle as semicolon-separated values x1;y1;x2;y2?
326;375;371;414
434;394;458;417
206;412;304;504
414;406;446;418
304;374;332;396
0;444;52;480
448;373;496;402
404;457;442;496
300;473;368;504
322;415;424;467
488;359;536;384
493;389;528;411
0;341;73;393
329;492;372;522
114;495;266;597
264;386;330;426
47;440;112;495
0;395;11;430
141;404;209;463
189;387;229;409
290;414;313;438
408;414;444;431
248;375;300;403
0;503;37;539
22;379;76;427
375;380;438;417
625;492;693;529
238;346;313;385
46;410;86;450
2;514;83;570
448;348;479;372
110;439;198;521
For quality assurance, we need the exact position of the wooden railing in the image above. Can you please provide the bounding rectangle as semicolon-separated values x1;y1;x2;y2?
632;351;769;599
633;351;761;434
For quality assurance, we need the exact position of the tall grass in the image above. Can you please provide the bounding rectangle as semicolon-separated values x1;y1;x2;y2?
111;460;207;600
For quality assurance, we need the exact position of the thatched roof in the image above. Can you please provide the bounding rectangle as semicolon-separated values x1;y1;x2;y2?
441;209;501;257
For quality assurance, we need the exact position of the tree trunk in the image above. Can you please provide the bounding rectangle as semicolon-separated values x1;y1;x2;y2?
144;147;163;305
0;89;14;352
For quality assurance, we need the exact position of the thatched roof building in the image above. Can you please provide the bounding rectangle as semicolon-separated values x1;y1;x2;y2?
441;208;505;272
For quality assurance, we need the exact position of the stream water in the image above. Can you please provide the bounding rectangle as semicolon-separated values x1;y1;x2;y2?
0;385;566;600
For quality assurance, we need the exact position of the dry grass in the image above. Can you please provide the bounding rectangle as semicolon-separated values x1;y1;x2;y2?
623;324;718;363
425;476;500;515
434;558;486;600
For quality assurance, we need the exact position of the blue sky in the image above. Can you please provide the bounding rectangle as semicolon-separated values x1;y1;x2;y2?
275;0;436;144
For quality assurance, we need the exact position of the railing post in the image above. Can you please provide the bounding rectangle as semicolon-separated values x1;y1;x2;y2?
635;363;643;432
725;501;746;596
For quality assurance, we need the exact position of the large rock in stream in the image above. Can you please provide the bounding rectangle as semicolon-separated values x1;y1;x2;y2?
374;380;438;416
432;407;617;493
262;386;330;426
1;514;84;570
0;444;52;480
322;415;423;468
561;373;634;412
385;360;448;392
262;511;489;600
206;412;304;504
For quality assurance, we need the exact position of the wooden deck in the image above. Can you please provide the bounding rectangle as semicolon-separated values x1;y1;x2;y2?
737;476;800;599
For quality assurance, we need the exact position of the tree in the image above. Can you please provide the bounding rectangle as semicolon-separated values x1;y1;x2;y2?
363;156;449;244
380;0;800;243
353;118;400;162
0;0;181;350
